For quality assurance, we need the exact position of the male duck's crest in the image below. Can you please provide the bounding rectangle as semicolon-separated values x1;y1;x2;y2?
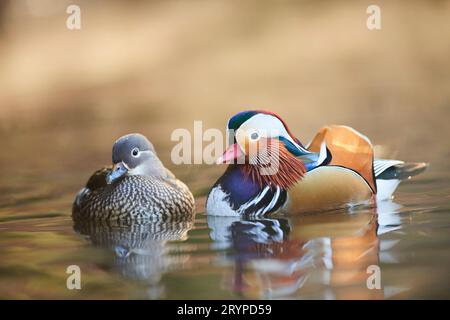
73;133;195;221
226;110;311;156
206;110;427;216
218;110;331;188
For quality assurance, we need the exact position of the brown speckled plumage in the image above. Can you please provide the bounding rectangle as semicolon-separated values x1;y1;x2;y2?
73;168;195;221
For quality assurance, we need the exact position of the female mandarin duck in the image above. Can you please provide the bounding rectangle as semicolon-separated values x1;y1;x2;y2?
73;133;195;221
206;110;427;216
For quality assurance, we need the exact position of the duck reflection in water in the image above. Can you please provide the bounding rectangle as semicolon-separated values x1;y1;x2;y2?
208;200;404;299
73;214;194;299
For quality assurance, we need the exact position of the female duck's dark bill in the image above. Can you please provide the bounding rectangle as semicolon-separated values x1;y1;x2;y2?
216;143;244;164
106;162;129;184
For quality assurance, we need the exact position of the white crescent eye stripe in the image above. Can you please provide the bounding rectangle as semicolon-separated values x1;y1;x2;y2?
132;149;153;157
241;113;312;154
131;148;140;157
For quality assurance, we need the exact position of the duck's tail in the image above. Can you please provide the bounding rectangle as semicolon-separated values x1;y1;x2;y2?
375;160;428;201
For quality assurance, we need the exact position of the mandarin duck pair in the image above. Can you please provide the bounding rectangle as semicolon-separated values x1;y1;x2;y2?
73;110;427;221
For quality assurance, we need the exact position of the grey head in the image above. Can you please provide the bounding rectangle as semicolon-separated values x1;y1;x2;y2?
106;133;170;184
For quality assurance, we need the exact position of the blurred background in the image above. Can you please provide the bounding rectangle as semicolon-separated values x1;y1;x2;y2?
0;0;449;189
0;0;449;299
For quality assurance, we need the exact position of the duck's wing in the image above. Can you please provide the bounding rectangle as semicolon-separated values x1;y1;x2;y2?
85;167;111;190
306;125;377;193
73;167;111;212
374;159;428;180
374;159;428;200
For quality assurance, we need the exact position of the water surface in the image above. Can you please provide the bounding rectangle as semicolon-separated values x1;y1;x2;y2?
0;0;449;300
0;123;449;299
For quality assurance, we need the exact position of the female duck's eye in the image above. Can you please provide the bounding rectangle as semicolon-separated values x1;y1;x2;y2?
250;132;259;140
131;148;139;157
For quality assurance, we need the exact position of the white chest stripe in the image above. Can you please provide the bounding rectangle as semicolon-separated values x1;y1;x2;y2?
239;186;270;211
238;186;280;216
206;185;283;216
265;186;281;213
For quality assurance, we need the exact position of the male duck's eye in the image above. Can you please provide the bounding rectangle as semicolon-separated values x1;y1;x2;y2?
250;132;259;140
131;148;139;157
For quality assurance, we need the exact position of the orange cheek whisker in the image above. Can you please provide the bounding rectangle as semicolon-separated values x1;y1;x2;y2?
242;139;306;190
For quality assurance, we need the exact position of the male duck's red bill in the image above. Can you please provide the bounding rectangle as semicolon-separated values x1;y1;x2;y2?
216;143;244;164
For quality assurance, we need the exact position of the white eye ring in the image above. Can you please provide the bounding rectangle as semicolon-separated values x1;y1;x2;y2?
249;131;260;141
131;148;140;157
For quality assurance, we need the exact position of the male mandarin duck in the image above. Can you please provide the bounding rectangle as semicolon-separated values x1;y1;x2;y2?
73;133;195;221
206;110;427;216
